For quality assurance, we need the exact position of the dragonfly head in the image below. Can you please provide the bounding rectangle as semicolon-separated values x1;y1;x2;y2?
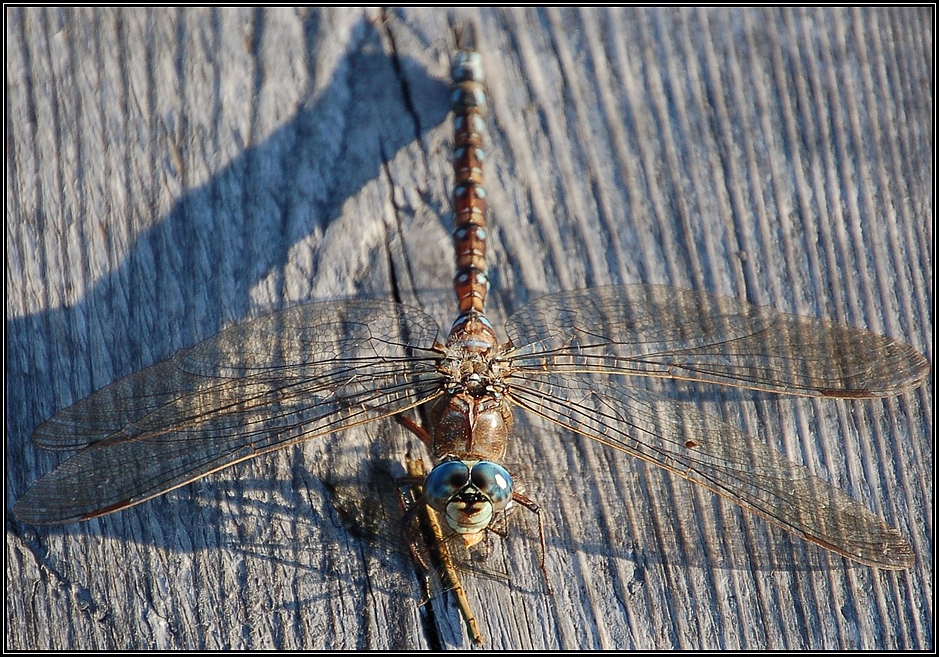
423;459;513;537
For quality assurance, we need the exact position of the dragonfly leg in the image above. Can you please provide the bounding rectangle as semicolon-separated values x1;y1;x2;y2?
395;459;433;572
394;413;433;450
512;491;553;595
398;451;484;644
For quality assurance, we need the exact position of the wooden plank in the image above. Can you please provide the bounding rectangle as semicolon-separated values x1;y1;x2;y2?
6;6;932;650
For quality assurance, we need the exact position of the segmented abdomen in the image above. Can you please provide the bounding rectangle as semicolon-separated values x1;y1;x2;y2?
450;47;490;315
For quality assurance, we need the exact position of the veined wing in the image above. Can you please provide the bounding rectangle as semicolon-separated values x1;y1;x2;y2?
504;285;928;398
502;286;922;567
509;370;913;569
506;369;914;569
15;300;445;525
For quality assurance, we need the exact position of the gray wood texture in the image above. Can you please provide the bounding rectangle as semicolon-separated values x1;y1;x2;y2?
6;6;933;650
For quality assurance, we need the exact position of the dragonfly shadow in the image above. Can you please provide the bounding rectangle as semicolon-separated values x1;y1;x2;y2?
7;14;451;524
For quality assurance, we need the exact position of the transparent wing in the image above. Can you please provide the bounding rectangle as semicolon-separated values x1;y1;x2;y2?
15;300;446;525
505;285;928;397
501;285;923;568
506;370;914;569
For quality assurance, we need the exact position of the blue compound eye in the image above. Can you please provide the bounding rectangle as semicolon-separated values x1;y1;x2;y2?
471;461;513;511
423;461;470;511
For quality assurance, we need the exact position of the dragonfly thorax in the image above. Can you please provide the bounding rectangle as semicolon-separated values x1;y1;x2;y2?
441;311;509;397
439;353;508;397
428;312;513;464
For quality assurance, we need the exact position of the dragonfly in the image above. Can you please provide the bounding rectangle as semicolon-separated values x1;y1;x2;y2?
15;25;928;589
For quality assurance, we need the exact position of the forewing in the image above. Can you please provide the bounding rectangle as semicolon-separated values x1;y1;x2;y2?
505;285;928;397
15;300;444;525
506;369;914;569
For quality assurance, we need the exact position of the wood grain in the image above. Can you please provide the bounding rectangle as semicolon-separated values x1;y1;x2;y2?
6;6;933;649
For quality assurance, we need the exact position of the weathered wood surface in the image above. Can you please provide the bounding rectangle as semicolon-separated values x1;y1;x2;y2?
6;7;933;650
